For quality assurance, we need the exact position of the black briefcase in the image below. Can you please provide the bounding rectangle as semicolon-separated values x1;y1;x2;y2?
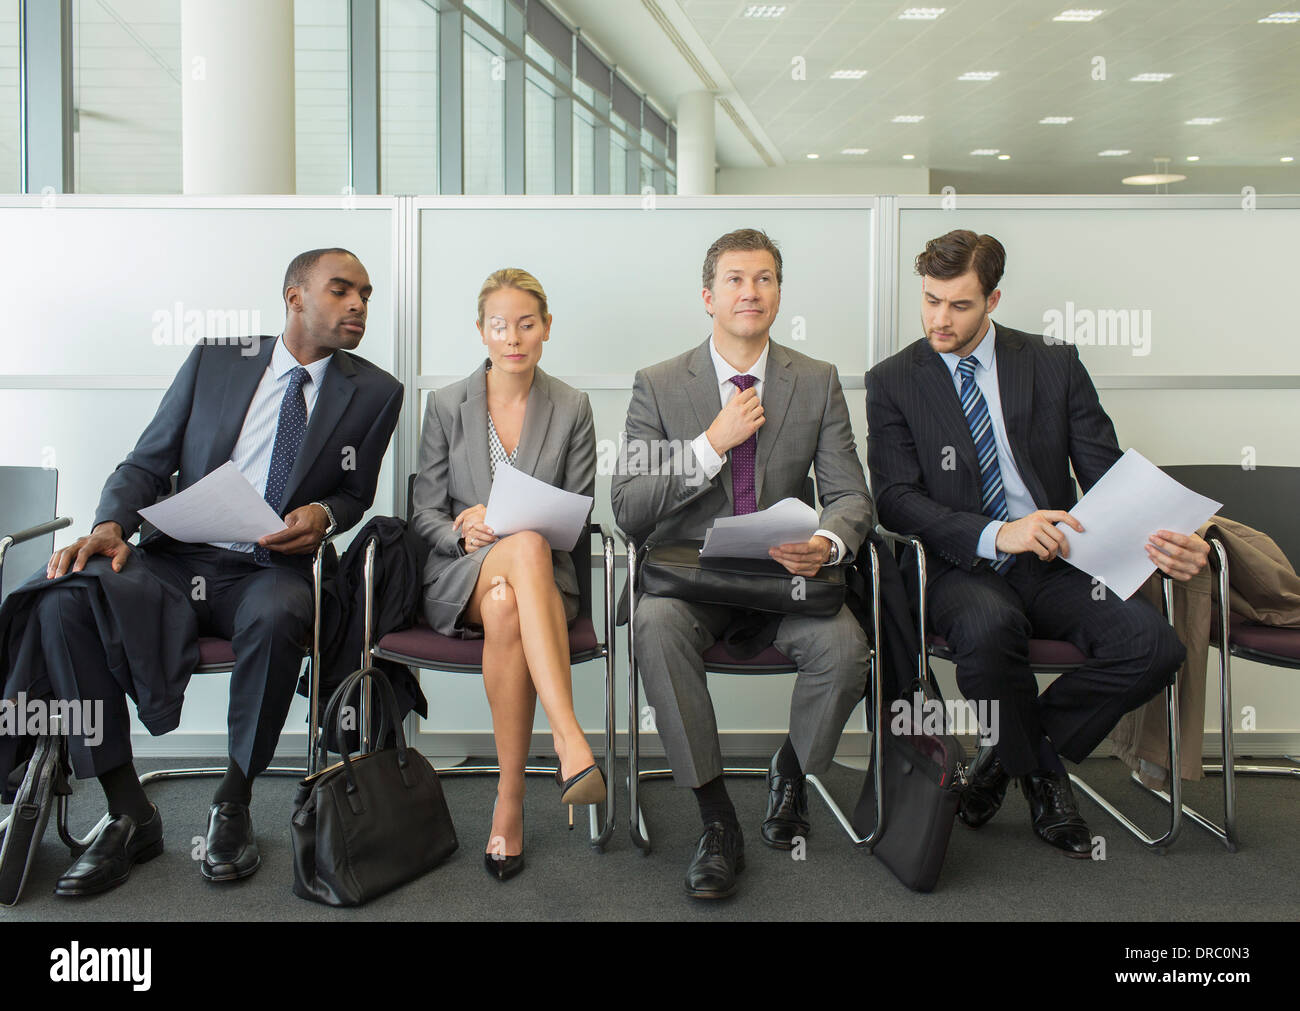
639;540;846;617
0;731;74;906
291;666;458;907
851;681;965;893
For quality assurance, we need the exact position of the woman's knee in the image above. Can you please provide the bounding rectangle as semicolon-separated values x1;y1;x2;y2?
499;530;553;571
479;579;521;638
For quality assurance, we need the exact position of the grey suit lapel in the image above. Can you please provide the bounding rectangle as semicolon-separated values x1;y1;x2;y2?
205;337;275;476
282;350;357;509
754;341;794;506
912;341;979;479
459;363;493;505
685;339;733;512
993;326;1046;507
513;368;554;477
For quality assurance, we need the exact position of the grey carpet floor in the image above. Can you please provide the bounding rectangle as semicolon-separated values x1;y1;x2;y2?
1;755;1295;921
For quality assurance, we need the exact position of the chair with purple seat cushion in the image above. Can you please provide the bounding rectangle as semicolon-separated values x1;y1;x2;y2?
361;516;617;851
879;528;1186;852
621;529;887;855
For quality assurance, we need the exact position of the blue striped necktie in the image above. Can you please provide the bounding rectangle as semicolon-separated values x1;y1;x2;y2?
254;366;310;565
956;356;1012;573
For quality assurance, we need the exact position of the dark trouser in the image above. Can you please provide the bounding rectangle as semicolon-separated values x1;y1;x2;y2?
33;543;313;781
927;555;1185;777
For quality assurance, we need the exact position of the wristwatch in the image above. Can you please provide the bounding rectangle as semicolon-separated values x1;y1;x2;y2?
311;501;338;538
825;539;840;565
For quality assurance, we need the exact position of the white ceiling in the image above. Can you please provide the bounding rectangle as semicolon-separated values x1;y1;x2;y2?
677;0;1300;189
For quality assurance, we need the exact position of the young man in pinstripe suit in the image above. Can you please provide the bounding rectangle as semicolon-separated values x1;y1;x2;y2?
866;230;1208;856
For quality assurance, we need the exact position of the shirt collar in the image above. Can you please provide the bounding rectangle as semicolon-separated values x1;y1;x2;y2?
940;319;997;378
271;335;333;388
709;337;770;389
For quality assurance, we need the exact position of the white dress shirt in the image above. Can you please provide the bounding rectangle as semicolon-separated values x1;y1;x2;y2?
938;321;1037;562
214;336;333;552
689;338;847;564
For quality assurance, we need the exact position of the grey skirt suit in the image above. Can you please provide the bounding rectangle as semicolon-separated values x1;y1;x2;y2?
411;362;597;637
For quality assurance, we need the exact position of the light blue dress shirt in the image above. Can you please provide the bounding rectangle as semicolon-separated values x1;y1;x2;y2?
214;336;333;552
938;322;1037;562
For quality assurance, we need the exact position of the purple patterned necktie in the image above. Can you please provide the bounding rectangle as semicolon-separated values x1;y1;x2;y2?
729;374;758;515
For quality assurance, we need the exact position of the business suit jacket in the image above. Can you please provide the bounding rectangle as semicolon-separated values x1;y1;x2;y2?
411;363;596;636
611;337;873;557
94;337;404;573
865;323;1122;581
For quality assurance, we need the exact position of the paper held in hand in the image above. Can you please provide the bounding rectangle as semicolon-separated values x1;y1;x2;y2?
482;463;594;553
137;461;289;544
1055;449;1222;599
699;497;820;560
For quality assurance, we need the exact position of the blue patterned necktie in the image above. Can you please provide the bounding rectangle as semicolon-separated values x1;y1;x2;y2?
956;356;1012;573
254;366;310;565
728;374;758;515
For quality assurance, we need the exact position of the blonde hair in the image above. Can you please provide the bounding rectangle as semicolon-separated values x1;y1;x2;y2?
476;268;550;326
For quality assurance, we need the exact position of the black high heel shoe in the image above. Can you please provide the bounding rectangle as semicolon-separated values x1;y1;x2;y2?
484;802;525;882
555;763;606;828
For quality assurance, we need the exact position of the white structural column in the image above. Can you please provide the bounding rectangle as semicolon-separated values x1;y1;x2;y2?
181;0;295;194
676;91;716;196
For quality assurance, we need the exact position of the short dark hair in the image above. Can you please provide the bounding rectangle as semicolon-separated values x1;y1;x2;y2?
914;230;1005;297
283;247;358;302
702;228;783;290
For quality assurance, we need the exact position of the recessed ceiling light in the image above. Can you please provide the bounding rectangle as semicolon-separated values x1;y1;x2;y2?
997;154;1011;160
806;153;820;159
1098;149;1131;156
902;153;916;160
1039;116;1074;124
743;5;786;17
841;148;870;155
1186;155;1200;161
970;148;1000;156
1054;9;1105;21
1123;172;1187;185
892;114;925;123
1258;11;1300;23
831;69;869;79
898;8;946;20
1185;117;1222;125
1283;156;1296;162
957;71;1000;81
1130;73;1173;82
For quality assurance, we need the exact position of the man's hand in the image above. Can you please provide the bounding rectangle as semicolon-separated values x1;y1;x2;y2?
47;522;131;578
1148;529;1209;581
258;504;330;556
706;388;764;456
994;510;1084;561
770;535;832;577
453;503;497;553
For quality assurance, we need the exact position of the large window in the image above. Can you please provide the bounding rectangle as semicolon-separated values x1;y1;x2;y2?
294;0;349;195
524;65;554;195
380;0;438;194
573;103;595;196
462;27;504;195
0;0;17;192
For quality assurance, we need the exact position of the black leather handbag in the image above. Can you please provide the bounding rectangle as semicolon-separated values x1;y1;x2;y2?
639;540;846;617
291;666;457;907
851;678;966;892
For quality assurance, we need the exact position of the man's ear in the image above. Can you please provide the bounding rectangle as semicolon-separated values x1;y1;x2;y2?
986;288;1001;314
702;286;715;317
285;286;302;314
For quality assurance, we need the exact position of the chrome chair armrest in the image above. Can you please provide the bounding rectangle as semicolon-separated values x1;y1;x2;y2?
0;515;73;570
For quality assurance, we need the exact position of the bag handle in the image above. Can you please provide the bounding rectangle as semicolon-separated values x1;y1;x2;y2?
317;667;393;768
318;667;409;792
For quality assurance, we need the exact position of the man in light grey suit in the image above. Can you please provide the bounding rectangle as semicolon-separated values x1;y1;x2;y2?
612;228;873;899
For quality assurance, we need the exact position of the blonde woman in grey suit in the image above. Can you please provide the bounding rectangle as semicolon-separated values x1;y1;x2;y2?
411;268;605;882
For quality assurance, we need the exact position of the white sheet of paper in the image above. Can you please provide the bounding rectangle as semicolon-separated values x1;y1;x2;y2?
137;461;288;544
1056;449;1221;599
482;463;593;553
699;497;820;559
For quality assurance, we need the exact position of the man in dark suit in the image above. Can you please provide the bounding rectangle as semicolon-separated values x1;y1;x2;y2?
36;248;403;894
866;230;1208;856
612;228;873;899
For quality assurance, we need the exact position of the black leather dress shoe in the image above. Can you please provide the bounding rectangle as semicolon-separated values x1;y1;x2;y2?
761;752;810;850
201;802;261;882
1021;771;1093;858
684;821;744;899
958;745;1010;829
54;806;163;897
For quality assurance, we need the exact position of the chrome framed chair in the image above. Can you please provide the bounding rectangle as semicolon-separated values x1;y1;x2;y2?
359;477;616;850
880;529;1186;852
622;533;886;855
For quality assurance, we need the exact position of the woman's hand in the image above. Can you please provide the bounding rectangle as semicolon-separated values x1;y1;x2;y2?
453;504;497;553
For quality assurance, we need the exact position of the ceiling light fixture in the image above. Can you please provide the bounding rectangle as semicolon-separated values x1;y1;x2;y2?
892;114;925;123
743;5;786;18
970;148;1000;155
1039;116;1074;124
997;153;1011;160
1098;149;1131;156
898;8;946;20
902;153;916;160
1130;72;1173;82
957;71;1000;81
806;153;820;159
1123;156;1186;187
1184;117;1222;125
1283;156;1296;162
841;148;870;155
1258;11;1300;23
1186;155;1200;161
831;69;869;79
1054;9;1105;21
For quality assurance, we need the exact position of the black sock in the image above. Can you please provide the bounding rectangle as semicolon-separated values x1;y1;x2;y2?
99;762;152;823
213;761;252;806
693;775;739;830
1037;736;1066;776
775;735;803;777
